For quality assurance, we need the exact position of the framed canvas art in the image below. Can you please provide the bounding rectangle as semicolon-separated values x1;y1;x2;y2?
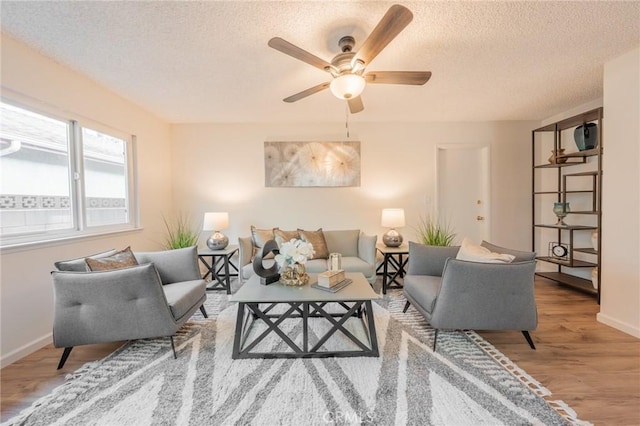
264;141;361;187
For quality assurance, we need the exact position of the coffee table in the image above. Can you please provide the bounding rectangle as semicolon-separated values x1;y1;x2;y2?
229;272;380;359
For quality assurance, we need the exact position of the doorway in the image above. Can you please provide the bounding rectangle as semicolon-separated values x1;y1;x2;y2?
436;144;491;244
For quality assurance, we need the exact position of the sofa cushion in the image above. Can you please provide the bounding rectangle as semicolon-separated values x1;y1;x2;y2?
323;229;359;257
251;226;276;248
456;238;515;264
407;242;460;277
274;229;299;247
135;246;201;285
341;256;374;278
404;274;442;315
85;246;139;271
304;258;329;273
298;228;329;259
162;279;206;321
55;249;118;272
480;241;536;262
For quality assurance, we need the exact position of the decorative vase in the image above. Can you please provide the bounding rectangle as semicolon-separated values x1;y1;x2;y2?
548;149;567;164
591;267;598;290
591;231;598;252
280;263;309;286
552;202;570;226
574;123;598;151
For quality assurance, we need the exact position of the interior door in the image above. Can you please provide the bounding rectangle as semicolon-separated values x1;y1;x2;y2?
436;144;490;244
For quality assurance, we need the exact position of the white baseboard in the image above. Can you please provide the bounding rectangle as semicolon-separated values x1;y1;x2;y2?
1;333;52;368
597;313;640;338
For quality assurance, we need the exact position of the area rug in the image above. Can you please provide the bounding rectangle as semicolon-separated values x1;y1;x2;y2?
4;290;587;426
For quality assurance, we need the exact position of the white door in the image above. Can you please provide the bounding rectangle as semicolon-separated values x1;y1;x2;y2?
436;144;490;244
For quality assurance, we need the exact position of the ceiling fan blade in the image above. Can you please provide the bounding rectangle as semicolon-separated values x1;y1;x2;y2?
268;37;332;71
283;82;330;103
365;71;432;85
353;4;413;67
348;96;364;114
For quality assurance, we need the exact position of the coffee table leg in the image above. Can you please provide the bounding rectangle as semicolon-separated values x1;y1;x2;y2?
364;301;379;356
303;302;309;352
232;302;246;359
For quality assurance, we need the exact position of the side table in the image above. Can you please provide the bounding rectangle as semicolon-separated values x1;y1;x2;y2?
376;243;409;295
197;245;239;294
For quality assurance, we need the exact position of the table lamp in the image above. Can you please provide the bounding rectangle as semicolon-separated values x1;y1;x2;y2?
381;208;405;247
203;212;229;250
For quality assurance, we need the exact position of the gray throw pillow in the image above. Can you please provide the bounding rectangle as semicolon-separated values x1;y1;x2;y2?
55;249;118;271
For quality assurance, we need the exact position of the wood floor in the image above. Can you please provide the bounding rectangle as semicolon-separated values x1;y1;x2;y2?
1;278;639;424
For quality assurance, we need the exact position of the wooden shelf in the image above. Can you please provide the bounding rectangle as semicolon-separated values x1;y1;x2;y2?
534;190;593;195
574;247;598;255
535;271;597;296
534;224;597;230
537;256;597;268
534;161;585;169
557;148;600;159
564;171;599;177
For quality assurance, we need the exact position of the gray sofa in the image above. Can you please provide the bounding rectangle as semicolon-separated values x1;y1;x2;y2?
52;246;207;369
238;229;377;284
403;241;538;350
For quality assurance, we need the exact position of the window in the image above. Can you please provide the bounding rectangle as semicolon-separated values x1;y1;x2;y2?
0;100;137;246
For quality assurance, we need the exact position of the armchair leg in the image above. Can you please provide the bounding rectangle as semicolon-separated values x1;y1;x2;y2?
432;329;439;352
402;301;411;313
57;347;73;370
522;331;536;350
170;336;177;359
199;305;209;318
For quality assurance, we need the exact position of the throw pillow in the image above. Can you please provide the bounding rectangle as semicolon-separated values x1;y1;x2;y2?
274;229;300;247
55;249;118;271
298;228;329;259
85;246;139;271
251;226;276;248
456;238;515;264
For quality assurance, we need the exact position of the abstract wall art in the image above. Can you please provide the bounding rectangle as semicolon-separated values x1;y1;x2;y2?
264;141;361;187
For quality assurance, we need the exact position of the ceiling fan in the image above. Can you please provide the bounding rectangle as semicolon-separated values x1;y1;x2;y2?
268;4;431;114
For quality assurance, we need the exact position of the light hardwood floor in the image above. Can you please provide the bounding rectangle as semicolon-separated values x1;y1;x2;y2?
1;278;639;424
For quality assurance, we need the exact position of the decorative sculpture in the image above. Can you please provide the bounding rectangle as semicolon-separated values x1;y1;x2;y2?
252;239;281;285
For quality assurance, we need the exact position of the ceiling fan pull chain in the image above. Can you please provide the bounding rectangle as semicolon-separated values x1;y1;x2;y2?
345;104;350;139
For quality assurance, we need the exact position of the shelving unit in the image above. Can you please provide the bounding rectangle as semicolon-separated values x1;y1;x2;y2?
531;108;603;303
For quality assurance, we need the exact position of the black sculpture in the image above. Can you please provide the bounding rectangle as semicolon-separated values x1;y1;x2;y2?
252;239;281;285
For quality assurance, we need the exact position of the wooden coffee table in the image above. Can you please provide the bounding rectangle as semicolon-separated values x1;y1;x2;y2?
229;272;380;359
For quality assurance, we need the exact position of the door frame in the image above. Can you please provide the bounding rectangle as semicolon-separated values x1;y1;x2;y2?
435;143;492;244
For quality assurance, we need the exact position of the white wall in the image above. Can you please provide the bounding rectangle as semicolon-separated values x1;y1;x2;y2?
598;47;640;337
0;35;175;366
171;120;535;251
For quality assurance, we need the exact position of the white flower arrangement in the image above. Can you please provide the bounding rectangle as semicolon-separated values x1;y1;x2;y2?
275;238;315;269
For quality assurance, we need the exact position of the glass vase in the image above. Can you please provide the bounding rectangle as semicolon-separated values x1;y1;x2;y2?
280;263;309;286
553;202;570;226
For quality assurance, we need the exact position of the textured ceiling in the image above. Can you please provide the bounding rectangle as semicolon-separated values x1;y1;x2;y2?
1;1;639;123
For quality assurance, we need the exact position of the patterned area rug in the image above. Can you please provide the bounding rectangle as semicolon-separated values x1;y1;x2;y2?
4;289;587;426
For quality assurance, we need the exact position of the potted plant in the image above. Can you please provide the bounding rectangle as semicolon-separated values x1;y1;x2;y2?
162;213;200;249
416;215;456;247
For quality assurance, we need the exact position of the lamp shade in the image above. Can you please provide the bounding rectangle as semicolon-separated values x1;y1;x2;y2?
330;74;366;100
381;208;405;228
203;212;229;231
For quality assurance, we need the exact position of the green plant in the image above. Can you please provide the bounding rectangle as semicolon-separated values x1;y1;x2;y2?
162;213;200;249
416;215;456;246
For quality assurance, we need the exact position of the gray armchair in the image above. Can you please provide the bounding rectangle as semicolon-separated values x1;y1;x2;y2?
52;246;207;369
402;241;537;350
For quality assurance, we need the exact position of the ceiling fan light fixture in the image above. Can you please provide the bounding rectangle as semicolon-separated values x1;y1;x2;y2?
330;74;365;100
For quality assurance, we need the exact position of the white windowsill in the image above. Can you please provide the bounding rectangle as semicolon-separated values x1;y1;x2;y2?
0;227;144;254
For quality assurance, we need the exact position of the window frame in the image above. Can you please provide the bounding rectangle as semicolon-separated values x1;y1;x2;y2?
0;97;139;249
